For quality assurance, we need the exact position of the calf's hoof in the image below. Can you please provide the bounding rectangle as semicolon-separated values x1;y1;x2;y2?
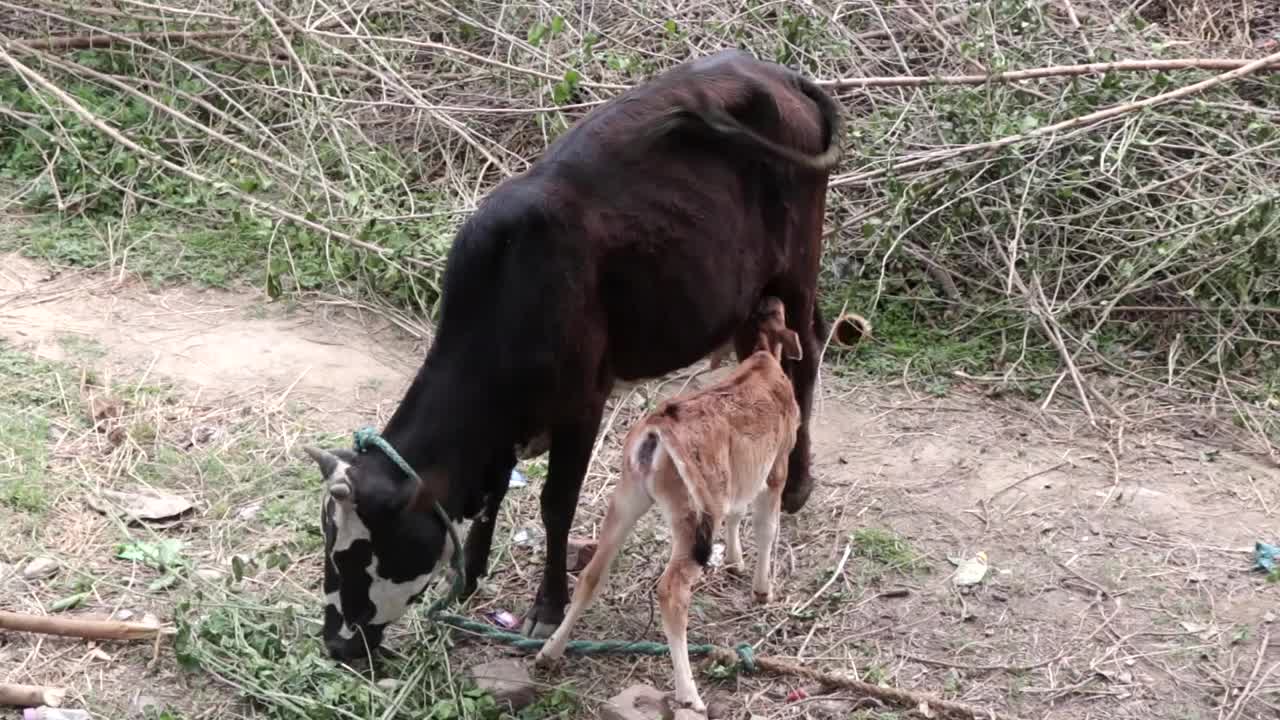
533;649;563;671
668;692;707;715
753;589;772;605
780;473;815;514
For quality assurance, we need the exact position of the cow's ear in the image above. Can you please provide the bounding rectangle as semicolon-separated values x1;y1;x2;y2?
779;329;803;361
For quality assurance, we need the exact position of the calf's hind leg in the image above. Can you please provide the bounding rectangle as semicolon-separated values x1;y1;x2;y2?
659;526;709;712
536;471;653;664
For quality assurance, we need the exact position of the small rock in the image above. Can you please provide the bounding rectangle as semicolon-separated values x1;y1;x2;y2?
602;684;668;720
467;660;536;711
113;609;135;621
86;488;194;524
809;699;856;719
376;678;401;691
196;567;225;583
23;556;59;580
1263;611;1276;624
130;693;162;718
235;503;262;522
567;537;598;573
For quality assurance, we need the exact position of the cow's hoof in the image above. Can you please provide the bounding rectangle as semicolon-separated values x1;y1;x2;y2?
520;605;563;639
780;473;815;514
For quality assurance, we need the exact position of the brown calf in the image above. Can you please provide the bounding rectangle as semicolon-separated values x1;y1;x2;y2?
536;297;803;712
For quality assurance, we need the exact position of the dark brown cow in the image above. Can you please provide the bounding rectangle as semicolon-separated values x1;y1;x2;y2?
303;48;841;661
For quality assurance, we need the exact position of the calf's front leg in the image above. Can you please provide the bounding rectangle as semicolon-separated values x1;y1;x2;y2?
751;462;787;604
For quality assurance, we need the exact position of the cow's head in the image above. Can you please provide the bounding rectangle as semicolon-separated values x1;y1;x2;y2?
303;445;454;662
753;296;803;362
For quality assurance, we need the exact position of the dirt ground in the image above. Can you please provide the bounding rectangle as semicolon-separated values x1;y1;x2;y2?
2;252;1278;720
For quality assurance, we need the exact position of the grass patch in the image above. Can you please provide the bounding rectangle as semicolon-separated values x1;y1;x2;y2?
174;597;572;720
850;528;927;578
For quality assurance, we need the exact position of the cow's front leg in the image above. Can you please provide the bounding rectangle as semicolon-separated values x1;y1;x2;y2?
522;409;604;638
461;473;512;599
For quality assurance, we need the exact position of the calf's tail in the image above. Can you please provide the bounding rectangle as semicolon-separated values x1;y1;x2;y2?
630;427;716;567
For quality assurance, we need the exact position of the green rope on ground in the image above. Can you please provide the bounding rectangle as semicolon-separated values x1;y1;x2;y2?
349;427;758;674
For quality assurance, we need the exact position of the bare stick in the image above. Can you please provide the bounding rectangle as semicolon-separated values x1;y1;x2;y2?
710;648;1021;720
818;57;1279;89
832;49;1280;187
16;29;247;51
0;683;66;708
0;610;170;641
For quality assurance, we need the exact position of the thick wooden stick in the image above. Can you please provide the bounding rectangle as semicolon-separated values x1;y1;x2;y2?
0;610;167;641
0;683;65;708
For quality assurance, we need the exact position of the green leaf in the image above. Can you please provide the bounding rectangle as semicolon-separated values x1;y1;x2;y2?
50;591;90;612
550;15;565;34
527;22;548;46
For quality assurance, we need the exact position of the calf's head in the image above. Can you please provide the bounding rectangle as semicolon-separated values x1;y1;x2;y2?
304;445;453;662
753;297;803;363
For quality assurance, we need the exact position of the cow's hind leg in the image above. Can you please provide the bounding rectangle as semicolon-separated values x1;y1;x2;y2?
522;406;605;638
537;466;653;664
781;297;823;513
658;526;708;712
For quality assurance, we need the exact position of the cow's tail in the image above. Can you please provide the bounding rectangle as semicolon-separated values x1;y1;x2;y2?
646;73;842;173
630;427;716;567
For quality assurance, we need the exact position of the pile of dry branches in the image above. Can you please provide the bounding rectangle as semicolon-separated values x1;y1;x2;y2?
0;0;1276;458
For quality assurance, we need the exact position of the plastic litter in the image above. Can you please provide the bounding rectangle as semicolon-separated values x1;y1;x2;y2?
25;709;91;720
1253;542;1279;573
509;469;527;488
949;551;989;586
484;610;520;630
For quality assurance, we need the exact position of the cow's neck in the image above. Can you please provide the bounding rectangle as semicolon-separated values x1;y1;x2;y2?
375;351;502;514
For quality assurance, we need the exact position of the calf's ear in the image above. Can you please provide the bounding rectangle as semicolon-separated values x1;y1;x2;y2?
779;329;803;361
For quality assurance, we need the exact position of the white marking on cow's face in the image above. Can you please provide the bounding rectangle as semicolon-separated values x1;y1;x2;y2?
359;517;462;627
366;562;433;626
332;497;370;553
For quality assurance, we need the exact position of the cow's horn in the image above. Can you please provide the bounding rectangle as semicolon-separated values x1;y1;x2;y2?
303;445;342;480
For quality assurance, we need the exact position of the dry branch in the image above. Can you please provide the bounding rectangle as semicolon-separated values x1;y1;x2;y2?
832;48;1280;186
709;648;1023;720
819;57;1278;88
0;43;438;283
0;610;169;641
16;28;248;51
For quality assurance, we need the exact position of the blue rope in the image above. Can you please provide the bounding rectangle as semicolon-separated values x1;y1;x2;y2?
348;426;758;674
